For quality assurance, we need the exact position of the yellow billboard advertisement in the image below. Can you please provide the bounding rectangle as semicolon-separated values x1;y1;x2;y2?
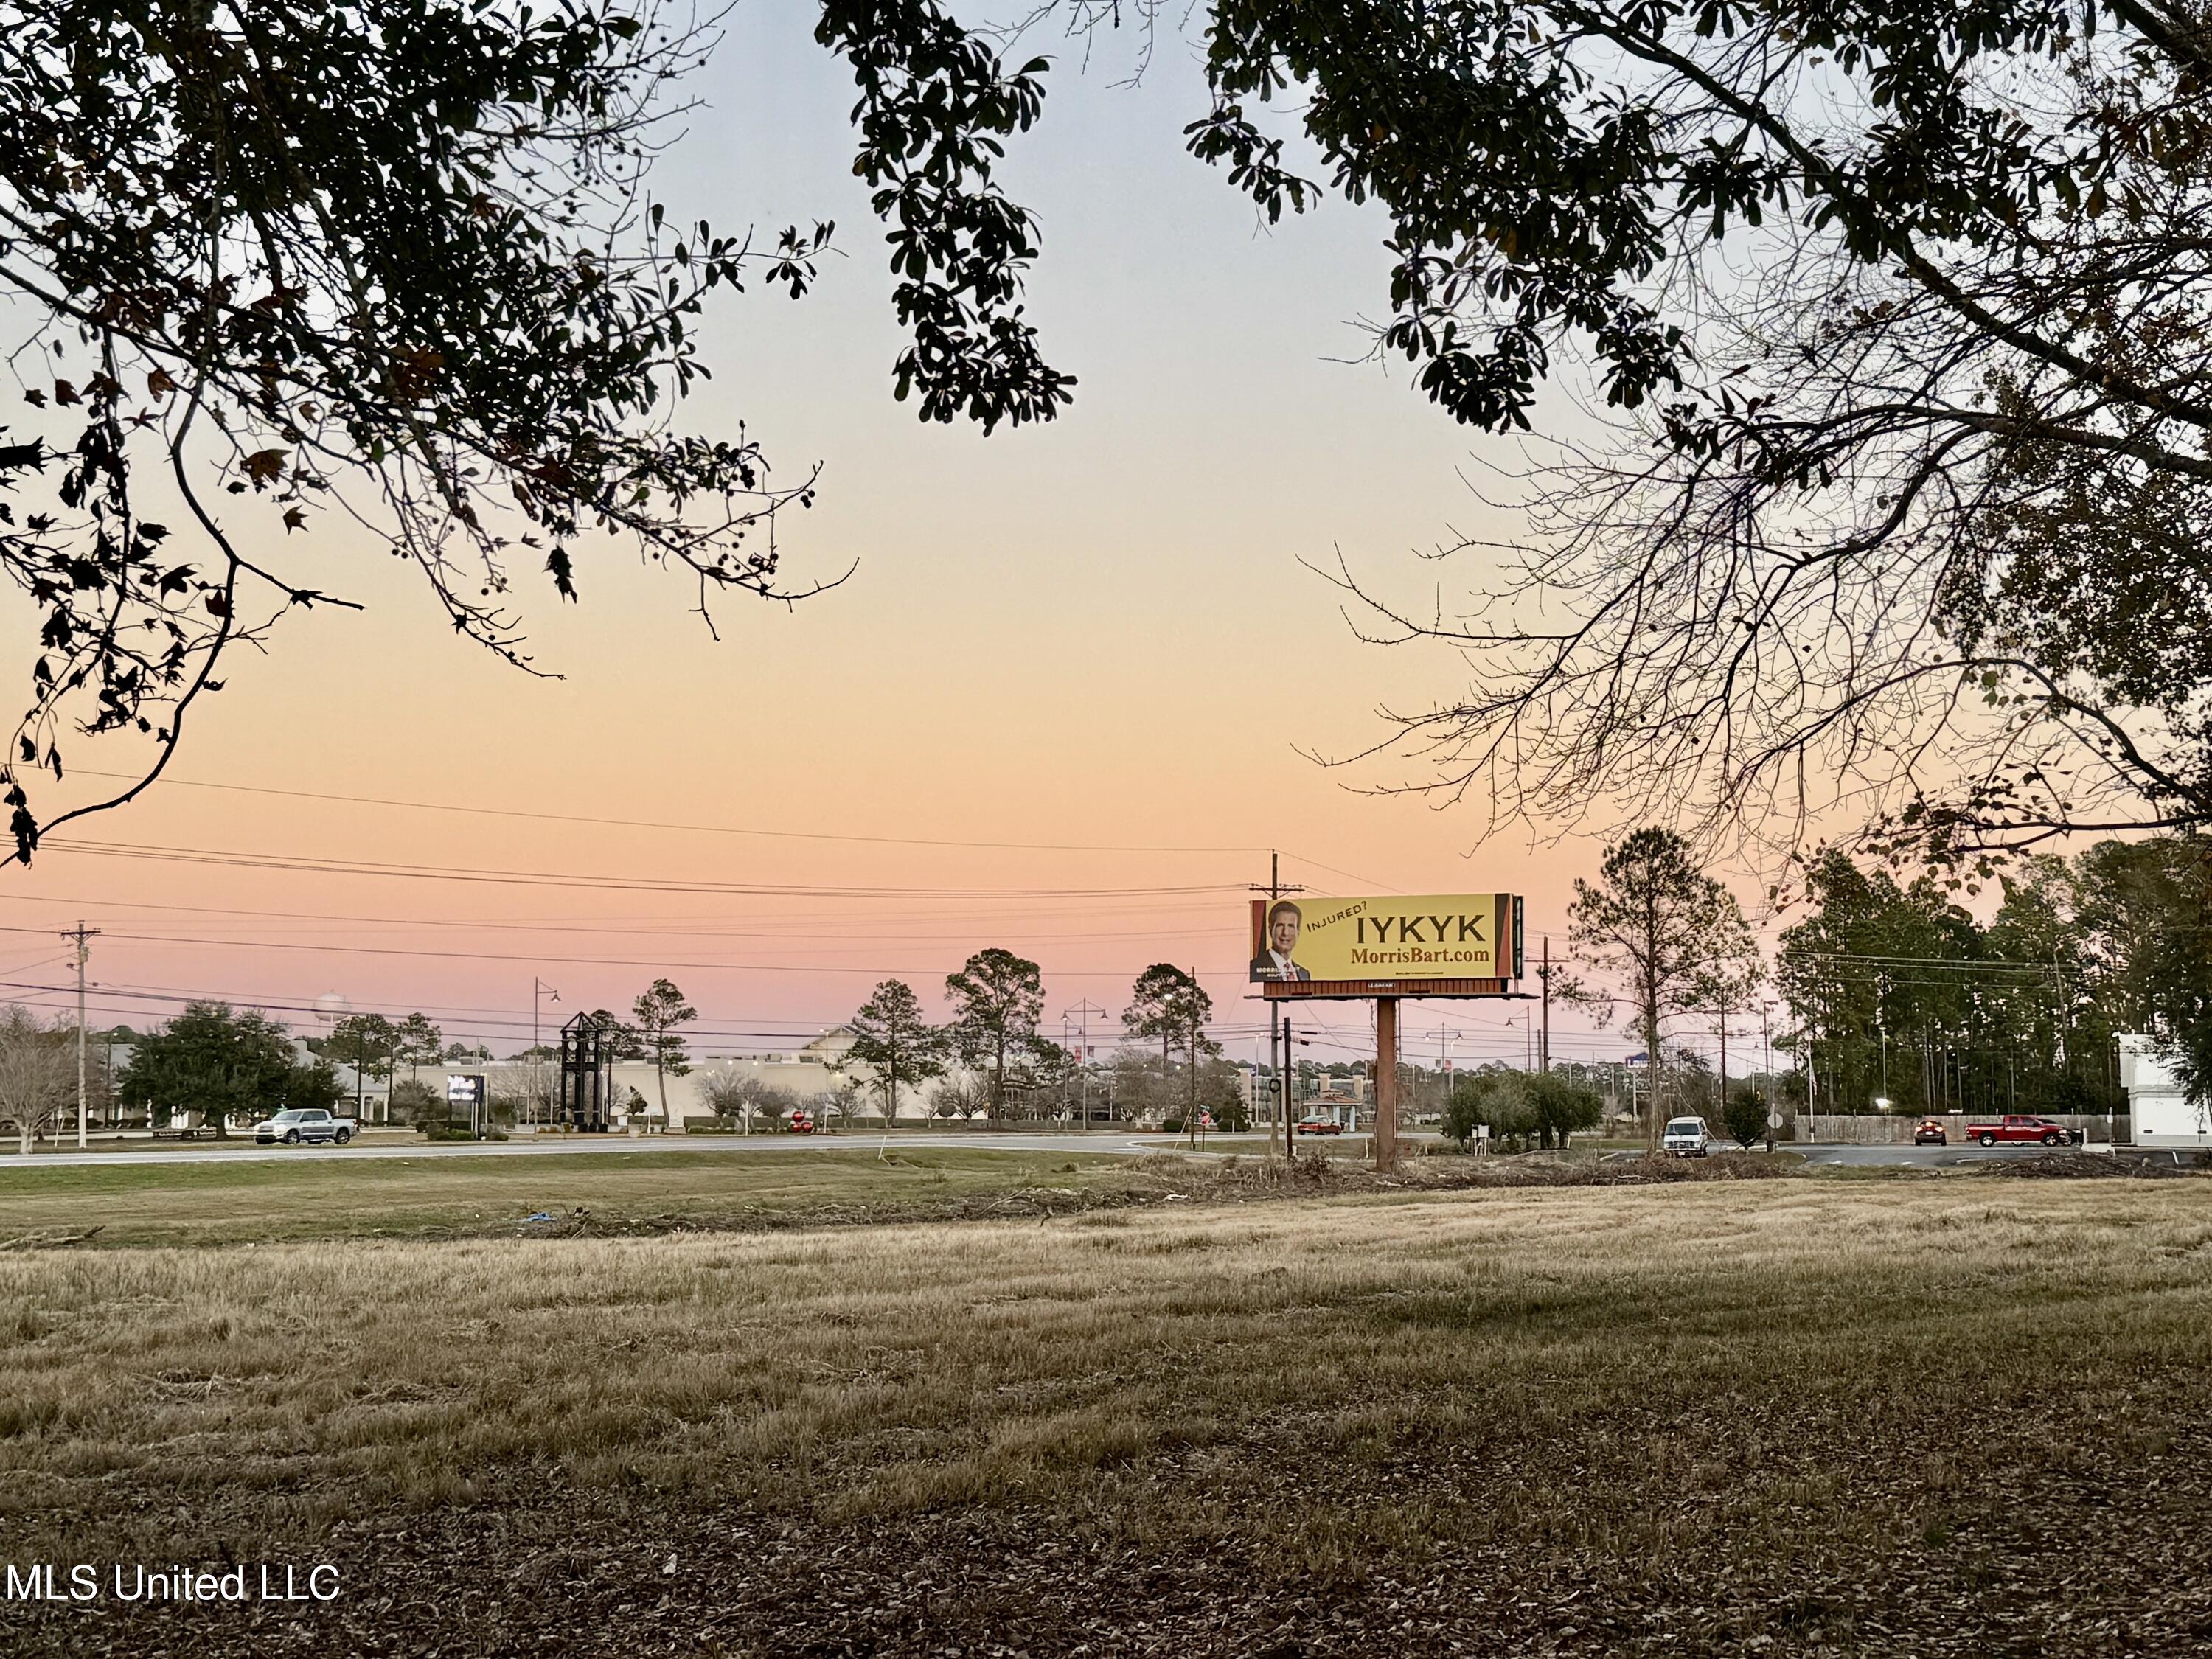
1249;894;1522;989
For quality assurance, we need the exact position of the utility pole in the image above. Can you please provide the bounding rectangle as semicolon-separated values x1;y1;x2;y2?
1537;936;1553;1074
1249;851;1306;1162
1760;999;1773;1107
1717;994;1728;1121
63;922;98;1149
1804;1009;1818;1141
1374;997;1400;1172
1062;998;1107;1130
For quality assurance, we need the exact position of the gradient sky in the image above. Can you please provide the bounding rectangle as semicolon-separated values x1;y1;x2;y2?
0;11;1785;1075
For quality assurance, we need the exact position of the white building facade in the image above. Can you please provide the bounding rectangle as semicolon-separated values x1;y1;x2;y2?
2121;1035;2212;1147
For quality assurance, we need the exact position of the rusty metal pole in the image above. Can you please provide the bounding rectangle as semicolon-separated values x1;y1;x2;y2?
1374;997;1399;1172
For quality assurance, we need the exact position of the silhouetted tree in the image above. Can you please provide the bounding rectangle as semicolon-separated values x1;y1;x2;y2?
839;980;947;1123
945;950;1048;1117
631;979;697;1123
119;1003;301;1138
1570;830;1761;1149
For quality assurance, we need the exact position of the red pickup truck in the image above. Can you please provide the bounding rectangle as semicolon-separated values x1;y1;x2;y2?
1963;1114;2084;1148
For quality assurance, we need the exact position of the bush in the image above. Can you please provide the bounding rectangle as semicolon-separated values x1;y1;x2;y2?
1720;1088;1770;1150
684;1118;740;1135
416;1123;505;1142
1445;1071;1604;1152
389;1077;442;1124
1162;1118;1184;1134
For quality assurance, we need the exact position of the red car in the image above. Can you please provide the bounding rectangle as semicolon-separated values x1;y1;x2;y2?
1913;1118;1947;1145
1962;1114;2082;1148
1296;1117;1346;1136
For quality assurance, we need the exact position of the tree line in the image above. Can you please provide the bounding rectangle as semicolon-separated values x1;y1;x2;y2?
1776;841;2212;1119
0;947;1250;1144
836;952;1238;1127
1554;823;2212;1141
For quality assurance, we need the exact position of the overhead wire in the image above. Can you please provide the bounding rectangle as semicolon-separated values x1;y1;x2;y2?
68;768;1273;856
0;921;1256;980
41;839;1252;900
0;889;1249;945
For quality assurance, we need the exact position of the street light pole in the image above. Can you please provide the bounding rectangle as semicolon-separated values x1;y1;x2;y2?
1061;998;1107;1130
535;978;560;1125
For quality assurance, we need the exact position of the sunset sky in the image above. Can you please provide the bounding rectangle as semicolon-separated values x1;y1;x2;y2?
1;12;1781;1075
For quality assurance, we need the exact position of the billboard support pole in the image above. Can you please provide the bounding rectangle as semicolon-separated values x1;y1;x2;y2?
1374;998;1399;1173
1249;850;1305;1164
1273;1006;1286;1161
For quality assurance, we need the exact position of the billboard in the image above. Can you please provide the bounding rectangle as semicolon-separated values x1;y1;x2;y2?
1249;894;1523;995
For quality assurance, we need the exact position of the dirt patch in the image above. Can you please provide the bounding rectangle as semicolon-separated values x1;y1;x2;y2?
1964;1151;2176;1179
507;1150;1803;1241
11;1413;2212;1658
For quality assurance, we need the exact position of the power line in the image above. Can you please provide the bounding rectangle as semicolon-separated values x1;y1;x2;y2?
69;768;1273;857
0;889;1244;945
41;838;1251;900
0;921;1252;980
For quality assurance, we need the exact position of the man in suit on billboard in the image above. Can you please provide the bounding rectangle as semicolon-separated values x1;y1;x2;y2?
1251;900;1312;981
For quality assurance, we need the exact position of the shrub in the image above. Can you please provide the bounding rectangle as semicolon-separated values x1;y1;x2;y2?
1720;1088;1770;1150
1444;1071;1604;1152
390;1077;442;1125
417;1123;505;1142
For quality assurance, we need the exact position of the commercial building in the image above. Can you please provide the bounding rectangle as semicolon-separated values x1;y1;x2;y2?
2121;1036;2212;1148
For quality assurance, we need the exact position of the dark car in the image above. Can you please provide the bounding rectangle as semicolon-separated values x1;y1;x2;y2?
1913;1118;1947;1145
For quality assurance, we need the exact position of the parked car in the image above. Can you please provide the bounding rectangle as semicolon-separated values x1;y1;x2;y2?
255;1108;357;1146
1913;1118;1948;1145
1661;1116;1711;1157
1963;1114;2084;1148
1296;1116;1346;1136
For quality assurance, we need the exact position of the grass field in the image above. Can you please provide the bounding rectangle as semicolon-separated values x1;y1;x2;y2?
4;1165;2211;1656
0;1147;1144;1247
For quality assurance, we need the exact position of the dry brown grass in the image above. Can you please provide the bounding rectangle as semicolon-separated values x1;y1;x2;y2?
0;1145;1154;1247
4;1175;2211;1655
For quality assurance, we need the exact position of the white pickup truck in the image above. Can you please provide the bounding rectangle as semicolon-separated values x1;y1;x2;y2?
254;1108;358;1146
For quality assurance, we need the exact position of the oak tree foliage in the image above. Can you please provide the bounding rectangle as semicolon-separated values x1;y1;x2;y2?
0;0;1067;857
117;999;329;1135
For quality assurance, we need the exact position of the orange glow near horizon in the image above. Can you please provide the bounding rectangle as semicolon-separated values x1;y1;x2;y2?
0;21;1731;1074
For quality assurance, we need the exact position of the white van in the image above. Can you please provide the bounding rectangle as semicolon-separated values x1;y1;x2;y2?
1662;1116;1711;1158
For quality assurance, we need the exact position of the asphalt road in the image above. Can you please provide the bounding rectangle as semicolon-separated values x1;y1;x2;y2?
0;1130;1192;1172
0;1131;2121;1174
